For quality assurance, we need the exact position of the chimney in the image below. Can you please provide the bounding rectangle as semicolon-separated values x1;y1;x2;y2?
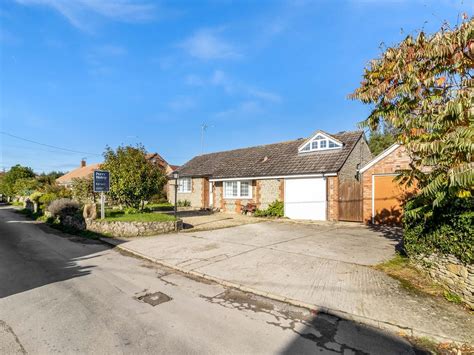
81;159;86;168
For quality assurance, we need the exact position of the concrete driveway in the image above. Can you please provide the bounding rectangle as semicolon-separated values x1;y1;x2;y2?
115;221;473;343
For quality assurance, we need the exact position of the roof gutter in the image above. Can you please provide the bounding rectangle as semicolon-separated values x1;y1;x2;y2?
209;172;337;182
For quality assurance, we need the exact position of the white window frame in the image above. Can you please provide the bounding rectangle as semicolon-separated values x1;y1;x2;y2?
299;133;342;153
223;180;252;199
177;177;192;193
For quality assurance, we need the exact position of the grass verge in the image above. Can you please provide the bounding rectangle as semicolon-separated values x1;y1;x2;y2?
374;254;444;296
104;211;176;222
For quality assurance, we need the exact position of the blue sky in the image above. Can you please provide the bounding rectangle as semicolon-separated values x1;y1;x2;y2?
0;0;471;173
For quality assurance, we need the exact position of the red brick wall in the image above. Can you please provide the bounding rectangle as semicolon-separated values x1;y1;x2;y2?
362;145;412;223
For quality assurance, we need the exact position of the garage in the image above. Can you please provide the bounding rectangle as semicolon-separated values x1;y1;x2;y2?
359;143;415;224
284;177;326;220
372;174;405;224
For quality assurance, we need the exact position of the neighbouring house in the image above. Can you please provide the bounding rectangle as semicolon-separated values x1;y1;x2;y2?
57;155;178;197
168;130;372;221
56;160;101;188
359;143;415;224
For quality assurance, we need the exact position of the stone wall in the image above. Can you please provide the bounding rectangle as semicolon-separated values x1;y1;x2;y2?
361;145;412;223
339;136;373;182
413;254;473;307
256;179;281;209
168;178;204;208
86;219;182;238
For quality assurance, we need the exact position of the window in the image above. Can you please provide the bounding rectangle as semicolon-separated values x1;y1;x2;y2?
298;133;342;153
178;178;192;193
224;180;252;198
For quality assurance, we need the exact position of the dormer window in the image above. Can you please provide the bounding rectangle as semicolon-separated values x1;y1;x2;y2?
298;132;343;153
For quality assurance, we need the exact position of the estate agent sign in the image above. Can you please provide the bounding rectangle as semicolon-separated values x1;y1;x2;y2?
93;170;110;192
93;170;110;219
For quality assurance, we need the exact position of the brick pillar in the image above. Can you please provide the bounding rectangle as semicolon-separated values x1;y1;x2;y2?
279;179;285;201
327;176;339;221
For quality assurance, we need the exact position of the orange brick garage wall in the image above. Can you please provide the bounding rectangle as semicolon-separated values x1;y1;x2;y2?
362;145;412;224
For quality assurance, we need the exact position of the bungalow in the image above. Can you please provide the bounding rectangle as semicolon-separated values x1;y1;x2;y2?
169;130;372;221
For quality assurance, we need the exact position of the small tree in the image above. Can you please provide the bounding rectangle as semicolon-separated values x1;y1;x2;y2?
0;165;35;197
71;177;97;204
367;122;397;156
350;17;474;216
101;145;166;209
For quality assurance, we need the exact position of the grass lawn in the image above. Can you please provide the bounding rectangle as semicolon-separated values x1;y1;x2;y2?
104;211;176;222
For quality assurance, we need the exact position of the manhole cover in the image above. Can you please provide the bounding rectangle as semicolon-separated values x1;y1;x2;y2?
138;292;172;306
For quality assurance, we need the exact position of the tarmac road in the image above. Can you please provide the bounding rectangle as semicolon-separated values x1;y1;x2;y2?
0;205;424;354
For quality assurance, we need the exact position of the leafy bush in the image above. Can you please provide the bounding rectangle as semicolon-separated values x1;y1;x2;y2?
47;198;80;218
177;200;191;207
404;197;474;264
124;207;140;215
39;192;59;209
254;200;284;218
29;191;43;203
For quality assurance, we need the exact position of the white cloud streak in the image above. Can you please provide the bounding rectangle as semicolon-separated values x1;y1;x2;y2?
186;70;281;103
179;28;240;60
15;0;155;31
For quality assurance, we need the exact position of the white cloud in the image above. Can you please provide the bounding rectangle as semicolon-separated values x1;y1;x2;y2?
180;29;240;60
15;0;155;31
186;70;281;103
214;101;264;119
95;44;127;56
168;96;197;111
247;88;282;103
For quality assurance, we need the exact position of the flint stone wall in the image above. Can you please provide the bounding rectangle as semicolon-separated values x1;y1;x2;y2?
413;253;473;307
86;219;182;237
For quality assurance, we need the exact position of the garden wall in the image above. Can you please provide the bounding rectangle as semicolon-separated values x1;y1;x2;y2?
413;254;474;307
86;219;183;237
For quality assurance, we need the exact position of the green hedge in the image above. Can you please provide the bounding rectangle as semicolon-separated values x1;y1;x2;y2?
404;198;474;264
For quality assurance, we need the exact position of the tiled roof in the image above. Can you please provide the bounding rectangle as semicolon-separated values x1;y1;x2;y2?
178;130;363;179
56;163;102;184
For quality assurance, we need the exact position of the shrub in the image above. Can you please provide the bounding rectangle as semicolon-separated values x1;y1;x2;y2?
39;192;59;208
404;197;474;264
29;191;43;203
47;198;80;218
254;200;284;218
124;207;140;215
177;200;191;207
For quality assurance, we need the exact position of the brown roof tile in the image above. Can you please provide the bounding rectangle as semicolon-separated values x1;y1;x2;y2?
177;130;363;178
56;163;101;184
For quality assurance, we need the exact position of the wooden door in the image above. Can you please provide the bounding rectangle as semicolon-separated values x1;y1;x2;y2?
338;180;363;222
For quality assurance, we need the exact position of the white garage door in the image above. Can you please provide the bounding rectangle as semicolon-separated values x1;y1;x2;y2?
284;178;327;220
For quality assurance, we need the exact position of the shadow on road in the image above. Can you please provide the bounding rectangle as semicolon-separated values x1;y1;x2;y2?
0;206;110;299
280;312;429;354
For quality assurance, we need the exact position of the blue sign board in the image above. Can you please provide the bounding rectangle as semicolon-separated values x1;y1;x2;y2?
93;170;110;192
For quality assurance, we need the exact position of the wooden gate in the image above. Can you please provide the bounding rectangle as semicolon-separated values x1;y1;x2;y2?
338;180;363;222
